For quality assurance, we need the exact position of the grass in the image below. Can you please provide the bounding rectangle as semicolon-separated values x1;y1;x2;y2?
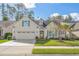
0;40;11;43
35;39;79;46
32;48;79;54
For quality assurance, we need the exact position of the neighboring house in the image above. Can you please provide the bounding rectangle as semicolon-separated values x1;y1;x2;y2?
44;20;66;39
0;21;14;37
44;20;59;39
71;21;79;38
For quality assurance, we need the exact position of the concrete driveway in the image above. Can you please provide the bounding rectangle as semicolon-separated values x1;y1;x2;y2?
0;39;35;56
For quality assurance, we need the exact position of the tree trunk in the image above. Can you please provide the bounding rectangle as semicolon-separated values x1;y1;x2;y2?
69;31;73;40
58;30;63;42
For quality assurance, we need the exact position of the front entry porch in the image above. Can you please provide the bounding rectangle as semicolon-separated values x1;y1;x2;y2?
40;31;44;39
0;27;3;39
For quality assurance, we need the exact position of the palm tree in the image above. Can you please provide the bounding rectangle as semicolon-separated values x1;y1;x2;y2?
60;23;69;37
49;14;62;40
58;22;74;40
52;20;69;41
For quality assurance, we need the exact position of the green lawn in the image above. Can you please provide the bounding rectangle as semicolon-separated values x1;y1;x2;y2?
35;39;79;46
0;40;11;43
32;48;79;54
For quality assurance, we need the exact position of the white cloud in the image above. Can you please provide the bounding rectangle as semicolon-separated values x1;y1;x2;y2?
70;13;79;21
23;3;36;8
70;13;79;18
50;13;60;18
62;15;69;19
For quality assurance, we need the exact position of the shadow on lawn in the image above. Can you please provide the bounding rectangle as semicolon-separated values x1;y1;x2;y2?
35;39;50;45
61;40;77;46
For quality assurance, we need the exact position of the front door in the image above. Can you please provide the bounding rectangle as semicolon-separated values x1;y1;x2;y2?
0;30;1;36
0;27;2;36
40;31;44;39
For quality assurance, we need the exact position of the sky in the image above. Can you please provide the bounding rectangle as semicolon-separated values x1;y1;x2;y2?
0;3;79;20
32;3;79;20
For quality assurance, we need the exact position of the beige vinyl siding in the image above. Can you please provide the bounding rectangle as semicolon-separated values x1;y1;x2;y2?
13;16;39;39
45;22;59;38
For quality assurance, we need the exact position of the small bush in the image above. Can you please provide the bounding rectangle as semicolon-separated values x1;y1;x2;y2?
7;36;12;40
3;16;8;21
4;32;12;39
0;36;3;39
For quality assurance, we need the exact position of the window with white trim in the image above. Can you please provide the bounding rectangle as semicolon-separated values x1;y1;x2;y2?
22;20;30;28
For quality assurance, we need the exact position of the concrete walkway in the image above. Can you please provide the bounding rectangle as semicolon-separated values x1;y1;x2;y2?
0;40;34;46
34;46;79;48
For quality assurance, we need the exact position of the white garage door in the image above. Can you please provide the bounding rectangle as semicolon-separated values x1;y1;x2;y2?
15;32;35;39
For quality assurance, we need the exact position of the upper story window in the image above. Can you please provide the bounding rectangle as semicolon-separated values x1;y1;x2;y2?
22;20;30;28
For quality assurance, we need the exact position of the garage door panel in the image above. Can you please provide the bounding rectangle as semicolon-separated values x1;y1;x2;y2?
15;33;35;39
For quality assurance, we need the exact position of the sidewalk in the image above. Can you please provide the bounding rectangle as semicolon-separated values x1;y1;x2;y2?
34;46;79;48
0;40;33;46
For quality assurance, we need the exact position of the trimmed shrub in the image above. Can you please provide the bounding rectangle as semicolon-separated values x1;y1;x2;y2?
7;36;12;40
3;16;8;21
4;32;12;39
0;36;3;39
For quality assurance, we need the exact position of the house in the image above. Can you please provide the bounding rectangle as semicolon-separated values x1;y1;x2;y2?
0;16;47;40
12;16;66;40
0;15;79;40
11;16;47;40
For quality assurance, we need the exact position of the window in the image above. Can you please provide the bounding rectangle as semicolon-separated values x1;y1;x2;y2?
54;30;57;36
47;31;54;38
22;20;30;28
